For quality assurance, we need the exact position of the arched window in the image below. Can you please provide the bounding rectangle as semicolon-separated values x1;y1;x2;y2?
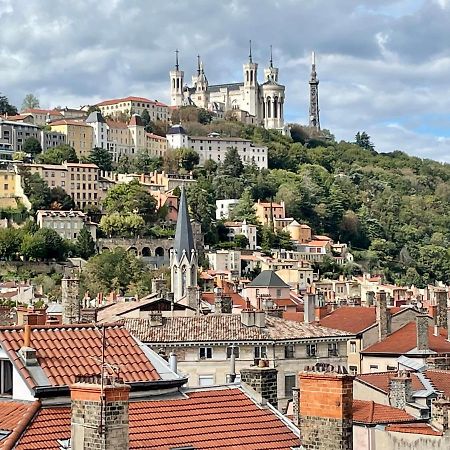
250;70;253;83
273;96;278;118
267;97;271;118
246;71;249;82
176;78;180;89
172;79;175;89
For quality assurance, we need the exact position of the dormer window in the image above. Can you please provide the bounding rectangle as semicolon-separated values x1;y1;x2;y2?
0;360;13;395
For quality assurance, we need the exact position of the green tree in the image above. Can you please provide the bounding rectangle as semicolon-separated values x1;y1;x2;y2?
86;105;100;115
177;148;200;171
221;147;244;177
0;228;22;260
21;93;40;111
229;189;258;223
233;234;249;249
186;182;215;238
21;233;46;260
100;212;145;237
141;109;151;126
37;144;78;164
0;94;18;115
75;226;96;259
22;172;52;211
22;137;42;156
49;187;75;210
89;147;113;171
34;228;67;260
355;131;375;152
102;180;157;223
198;108;213;124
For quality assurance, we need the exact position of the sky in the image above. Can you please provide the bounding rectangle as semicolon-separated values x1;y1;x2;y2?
1;0;450;161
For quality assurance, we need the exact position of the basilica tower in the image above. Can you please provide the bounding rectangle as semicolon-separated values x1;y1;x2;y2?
170;186;197;302
308;51;320;130
242;40;259;117
195;58;209;109
170;49;184;107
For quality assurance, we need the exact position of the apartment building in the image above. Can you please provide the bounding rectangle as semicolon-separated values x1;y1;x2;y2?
0;119;41;152
96;96;169;121
36;210;97;240
49;120;93;159
21;108;63;126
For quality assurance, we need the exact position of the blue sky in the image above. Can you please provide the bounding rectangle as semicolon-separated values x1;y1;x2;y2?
1;0;450;160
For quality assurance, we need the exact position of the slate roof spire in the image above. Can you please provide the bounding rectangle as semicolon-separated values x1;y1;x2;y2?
174;186;195;260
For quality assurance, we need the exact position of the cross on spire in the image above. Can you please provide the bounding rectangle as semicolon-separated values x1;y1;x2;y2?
269;44;273;68
249;39;252;63
175;49;179;70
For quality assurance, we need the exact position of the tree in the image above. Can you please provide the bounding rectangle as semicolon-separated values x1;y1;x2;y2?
102;180;157;223
0;228;22;260
37;144;78;164
233;234;249;249
22;137;42;156
229;189;258;223
141;109;151;126
0;94;18;115
21;233;46;260
86;105;100;115
221;147;244;177
89;147;113;171
177;148;200;171
198;108;213;125
35;228;67;260
22;172;52;211
100;212;145;237
355;131;375;152
49;187;75;210
21;93;40;111
75;226;96;259
186;183;216;238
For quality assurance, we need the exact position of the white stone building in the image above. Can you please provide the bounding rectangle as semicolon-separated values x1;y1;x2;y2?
224;220;258;250
216;199;239;220
206;250;241;278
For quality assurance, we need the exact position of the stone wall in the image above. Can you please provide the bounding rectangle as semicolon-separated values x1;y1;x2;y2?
240;367;278;408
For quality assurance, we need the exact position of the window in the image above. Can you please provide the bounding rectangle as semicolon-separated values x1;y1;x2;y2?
328;343;339;357
349;366;358;376
226;346;239;359
370;365;379;373
306;344;317;357
387;365;397;372
284;344;295;359
0;360;13;395
284;374;296;398
199;347;213;359
198;375;214;387
276;289;282;298
254;346;267;359
349;341;357;353
3;184;7;190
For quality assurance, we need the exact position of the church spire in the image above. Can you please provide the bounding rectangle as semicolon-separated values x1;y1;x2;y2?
175;49;179;71
197;54;201;76
308;51;320;131
249;39;253;63
174;186;195;261
269;44;273;68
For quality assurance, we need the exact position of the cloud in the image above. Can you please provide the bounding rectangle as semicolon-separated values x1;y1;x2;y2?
1;0;450;160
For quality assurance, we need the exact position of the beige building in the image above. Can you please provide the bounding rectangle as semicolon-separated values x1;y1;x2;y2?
21;108;63;126
36;210;97;240
49;120;94;159
146;132;167;157
254;199;286;226
97;96;168;121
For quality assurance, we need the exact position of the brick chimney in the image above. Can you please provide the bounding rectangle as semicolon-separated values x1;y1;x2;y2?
431;397;450;433
298;365;353;450
388;371;413;409
240;365;278;408
376;291;390;341
436;290;448;329
416;314;429;351
62;270;80;324
70;374;130;450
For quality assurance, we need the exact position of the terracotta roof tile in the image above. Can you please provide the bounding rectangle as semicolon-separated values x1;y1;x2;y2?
353;400;417;424
201;292;247;308
282;312;304;322
361;322;450;354
123;315;351;343
425;369;450;398
50;119;89;127
356;372;425;394
15;388;298;449
319;307;376;333
0;324;160;389
386;423;442;436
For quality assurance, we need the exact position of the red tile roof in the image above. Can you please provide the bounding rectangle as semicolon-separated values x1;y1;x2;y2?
361;322;450;354
146;132;166;140
0;401;40;449
106;119;128;128
425;369;450;398
15;388;299;449
353;400;417;424
319;306;376;333
97;96;167;107
386;423;442;436
201;292;247;308
356;372;425;394
50;119;89;127
0;324;160;389
282;311;304;322
22;108;62;116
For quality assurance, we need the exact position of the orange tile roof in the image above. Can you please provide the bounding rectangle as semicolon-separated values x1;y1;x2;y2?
201;292;247;308
306;240;329;247
282;311;304;322
0;324;160;389
0;401;40;449
50;119;89;127
386;423;442;436
425;369;450;398
106;119;128;128
97;96;167;107
319;306;376;333
15;388;299;449
361;322;450;354
356;372;425;394
353;400;417;424
146;132;166;140
22;108;62;116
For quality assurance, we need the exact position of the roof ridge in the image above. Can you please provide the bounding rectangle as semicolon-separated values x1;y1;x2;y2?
0;322;123;331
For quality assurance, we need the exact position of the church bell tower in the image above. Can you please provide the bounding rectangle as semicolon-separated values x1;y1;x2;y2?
170;49;184;107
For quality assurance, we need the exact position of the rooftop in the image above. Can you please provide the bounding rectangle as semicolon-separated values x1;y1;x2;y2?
319;306;377;334
96;96;167;107
123;314;351;343
353;400;417;425
49;119;90;127
385;423;442;436
356;371;425;394
0;324;160;390
15;387;299;449
247;270;290;289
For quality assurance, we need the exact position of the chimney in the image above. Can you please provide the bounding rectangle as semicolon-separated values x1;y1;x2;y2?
431;397;450;433
436;290;448;329
169;352;177;374
254;310;266;328
304;293;316;324
292;387;300;426
149;312;163;326
18;325;38;366
186;286;199;312
376;291;390;341
298;365;354;450
226;352;236;383
240;366;278;408
71;375;130;450
416;314;429;351
214;288;232;314
366;291;375;307
62;270;80;324
388;372;413;409
241;309;256;327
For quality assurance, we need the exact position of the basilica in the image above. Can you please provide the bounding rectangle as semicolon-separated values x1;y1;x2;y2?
170;43;288;134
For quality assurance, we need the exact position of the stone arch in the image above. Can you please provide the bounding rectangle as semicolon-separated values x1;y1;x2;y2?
127;246;138;255
155;247;164;257
142;247;151;257
102;246;110;252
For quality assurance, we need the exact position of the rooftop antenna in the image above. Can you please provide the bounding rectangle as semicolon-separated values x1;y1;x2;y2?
175;49;179;71
249;40;253;63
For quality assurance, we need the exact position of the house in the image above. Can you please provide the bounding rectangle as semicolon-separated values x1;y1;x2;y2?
224;220;258;249
216;198;239;220
36;210;97;240
254;198;286;227
206;249;241;279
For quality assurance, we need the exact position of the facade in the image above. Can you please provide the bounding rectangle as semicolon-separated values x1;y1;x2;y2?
36;210;97;240
254;199;286;226
206;250;241;278
0;119;41;153
216;198;239;220
42;130;66;149
21;108;63;126
0;168;17;198
170;47;287;133
96;96;169;121
167;126;268;169
224;220;258;249
49;120;94;159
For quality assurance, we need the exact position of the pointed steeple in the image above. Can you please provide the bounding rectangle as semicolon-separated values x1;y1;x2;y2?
269;44;273;68
197;54;201;76
249;39;253;63
174;186;195;260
